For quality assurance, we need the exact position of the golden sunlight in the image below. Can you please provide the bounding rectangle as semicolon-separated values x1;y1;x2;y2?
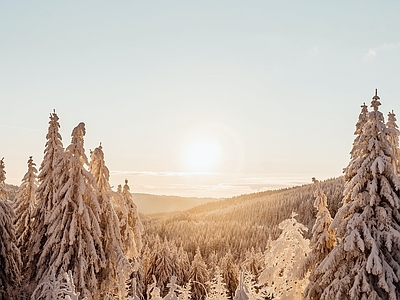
185;140;221;171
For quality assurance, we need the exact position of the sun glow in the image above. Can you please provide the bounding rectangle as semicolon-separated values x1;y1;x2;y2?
185;140;221;171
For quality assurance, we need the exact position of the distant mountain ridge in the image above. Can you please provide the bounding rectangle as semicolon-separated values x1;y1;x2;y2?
132;193;218;215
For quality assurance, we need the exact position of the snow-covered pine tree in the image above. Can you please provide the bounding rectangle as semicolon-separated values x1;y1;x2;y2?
177;244;191;286
169;243;181;285
305;90;400;299
27;111;65;292
0;158;6;186
220;249;238;299
154;237;174;296
122;179;144;262
0;158;22;300
386;110;400;175
89;144;132;297
298;178;335;280
148;276;163;300
33;122;106;299
109;178;143;270
36;110;65;212
241;248;264;281
206;266;228;300
31;270;87;300
163;276;179;300
259;212;310;300
189;247;209;300
13;156;38;263
177;280;192;300
145;235;162;290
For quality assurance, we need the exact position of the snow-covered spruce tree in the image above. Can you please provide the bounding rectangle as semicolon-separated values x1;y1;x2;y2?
305;90;400;300
147;276;163;300
154;237;174;296
177;280;192;300
220;249;239;299
144;235;162;290
0;158;6;186
13;156;38;263
122;178;144;261
36;110;65;212
31;270;87;300
33;122;106;299
206;266;228;300
163;276;179;300
0;158;22;300
27;111;65;292
298;178;335;280
177;244;191;286
89;144;132;297
189;247;209;300
109;178;143;267
241;248;264;281
259;212;310;300
386;110;400;175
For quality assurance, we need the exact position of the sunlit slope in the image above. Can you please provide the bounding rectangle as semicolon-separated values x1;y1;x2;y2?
133;193;218;214
143;177;344;261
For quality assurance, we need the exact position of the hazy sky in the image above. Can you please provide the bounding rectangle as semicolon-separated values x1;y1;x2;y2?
1;1;400;198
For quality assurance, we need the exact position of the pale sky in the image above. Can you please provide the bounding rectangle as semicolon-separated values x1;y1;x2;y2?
1;1;400;198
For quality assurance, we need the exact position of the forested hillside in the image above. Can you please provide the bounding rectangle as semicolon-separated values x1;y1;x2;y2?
142;177;344;263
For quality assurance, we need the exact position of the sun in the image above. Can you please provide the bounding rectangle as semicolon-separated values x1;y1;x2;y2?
185;140;221;171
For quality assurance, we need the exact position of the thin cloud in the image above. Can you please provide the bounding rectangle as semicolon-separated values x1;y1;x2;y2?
364;49;376;60
364;42;400;60
110;170;221;177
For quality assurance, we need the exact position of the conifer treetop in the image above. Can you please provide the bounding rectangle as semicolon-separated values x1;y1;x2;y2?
371;88;381;111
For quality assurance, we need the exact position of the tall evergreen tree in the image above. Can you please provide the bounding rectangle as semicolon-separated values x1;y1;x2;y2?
259;212;310;300
27;111;65;293
33;122;106;299
386;110;400;175
0;158;22;300
189;247;209;300
220;249;239;299
122;179;144;262
177;244;191;286
145;235;162;290
154;237;174;296
13;156;38;263
36;110;65;212
89;144;132;297
298;178;335;280
0;158;6;185
306;90;400;299
206;267;228;300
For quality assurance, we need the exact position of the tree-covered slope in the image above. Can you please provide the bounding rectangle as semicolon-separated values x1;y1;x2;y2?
143;177;344;263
